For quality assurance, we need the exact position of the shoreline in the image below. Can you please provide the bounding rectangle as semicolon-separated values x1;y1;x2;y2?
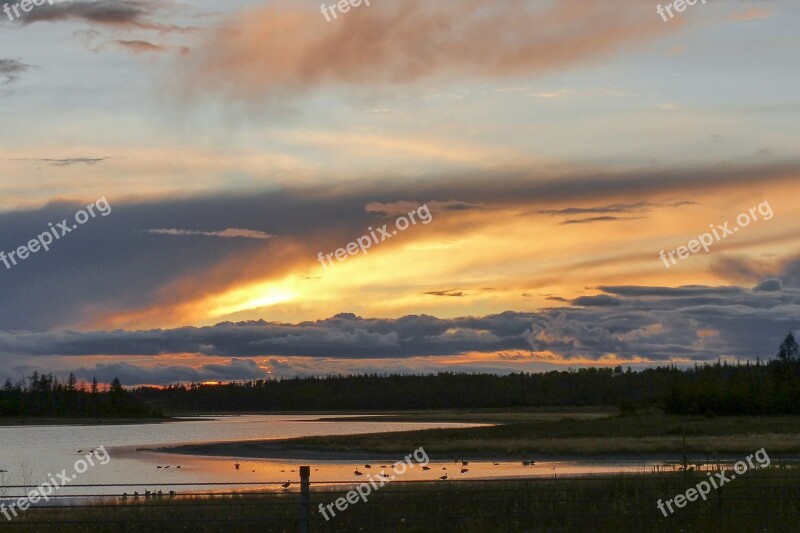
0;416;199;427
152;439;800;464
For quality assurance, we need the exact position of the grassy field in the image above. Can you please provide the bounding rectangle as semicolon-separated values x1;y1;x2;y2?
279;412;800;457
9;469;800;532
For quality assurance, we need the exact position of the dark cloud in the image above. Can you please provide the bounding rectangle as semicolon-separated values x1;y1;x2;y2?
560;216;645;225
0;59;31;84
0;280;798;367
16;157;110;167
754;278;783;292
540;202;654;216
424;289;467;297
73;358;268;385
599;285;746;297
571;295;622;307
18;0;189;32
541;200;695;225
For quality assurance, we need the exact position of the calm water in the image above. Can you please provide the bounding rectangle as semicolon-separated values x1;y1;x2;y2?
0;415;655;498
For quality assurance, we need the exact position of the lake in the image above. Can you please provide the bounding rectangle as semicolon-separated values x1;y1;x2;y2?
0;415;660;499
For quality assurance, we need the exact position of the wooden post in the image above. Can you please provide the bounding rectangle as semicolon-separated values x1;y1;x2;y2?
299;465;310;533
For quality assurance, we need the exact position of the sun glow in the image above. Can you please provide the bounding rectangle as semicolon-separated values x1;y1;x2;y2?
207;280;298;317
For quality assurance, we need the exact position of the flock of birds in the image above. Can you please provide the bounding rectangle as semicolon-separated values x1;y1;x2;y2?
122;490;177;500
346;459;539;481
123;457;544;500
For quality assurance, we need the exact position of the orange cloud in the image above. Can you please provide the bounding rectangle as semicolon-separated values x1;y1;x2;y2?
116;40;167;54
178;0;674;102
729;7;772;21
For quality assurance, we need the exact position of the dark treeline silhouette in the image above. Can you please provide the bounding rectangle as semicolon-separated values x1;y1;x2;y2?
0;372;160;418
131;334;800;416
4;335;799;417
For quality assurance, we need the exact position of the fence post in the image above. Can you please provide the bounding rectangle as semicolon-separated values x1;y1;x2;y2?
299;465;311;533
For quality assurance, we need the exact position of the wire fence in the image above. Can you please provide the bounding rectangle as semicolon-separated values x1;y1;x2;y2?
2;468;800;532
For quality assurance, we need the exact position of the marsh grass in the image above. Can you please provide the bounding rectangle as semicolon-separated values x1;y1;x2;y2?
281;413;800;456
9;469;800;532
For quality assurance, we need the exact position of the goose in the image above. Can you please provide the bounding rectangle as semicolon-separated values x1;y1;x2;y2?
422;466;431;471
234;462;240;470
281;481;291;490
461;461;469;466
439;474;448;480
493;462;500;466
461;468;469;474
354;469;364;476
164;466;170;469
364;464;371;469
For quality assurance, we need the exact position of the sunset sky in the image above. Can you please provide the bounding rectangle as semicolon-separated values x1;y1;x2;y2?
1;0;799;385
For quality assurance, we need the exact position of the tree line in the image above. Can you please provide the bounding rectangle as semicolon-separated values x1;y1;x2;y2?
3;334;799;417
0;372;160;418
131;333;800;416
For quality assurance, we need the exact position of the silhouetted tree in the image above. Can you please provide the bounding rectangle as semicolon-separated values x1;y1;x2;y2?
777;332;799;363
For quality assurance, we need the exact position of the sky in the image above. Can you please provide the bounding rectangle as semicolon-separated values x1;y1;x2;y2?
1;0;799;386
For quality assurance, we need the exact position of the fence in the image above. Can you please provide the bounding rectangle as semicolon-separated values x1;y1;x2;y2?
2;468;800;532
